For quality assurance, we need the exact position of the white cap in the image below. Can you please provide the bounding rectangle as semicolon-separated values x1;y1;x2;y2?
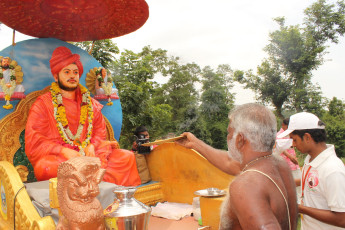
277;112;325;138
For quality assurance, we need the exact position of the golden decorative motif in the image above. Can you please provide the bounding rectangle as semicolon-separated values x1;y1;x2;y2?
85;67;99;95
0;161;56;229
15;165;29;183
86;67;113;95
104;116;116;142
49;178;61;216
134;182;164;206
0;87;50;163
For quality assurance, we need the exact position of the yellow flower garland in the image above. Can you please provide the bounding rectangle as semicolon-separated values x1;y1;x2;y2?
50;82;94;154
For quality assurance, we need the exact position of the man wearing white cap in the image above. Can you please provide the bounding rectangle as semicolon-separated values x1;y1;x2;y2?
278;112;345;229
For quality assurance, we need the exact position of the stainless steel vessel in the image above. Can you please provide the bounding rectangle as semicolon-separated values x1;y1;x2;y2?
104;186;151;230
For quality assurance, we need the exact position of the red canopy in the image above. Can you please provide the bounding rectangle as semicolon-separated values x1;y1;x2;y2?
0;0;149;42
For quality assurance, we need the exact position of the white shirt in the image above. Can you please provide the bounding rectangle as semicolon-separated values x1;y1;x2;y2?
301;144;345;230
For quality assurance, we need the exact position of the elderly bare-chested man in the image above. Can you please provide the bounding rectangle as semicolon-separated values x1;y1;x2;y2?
177;103;298;230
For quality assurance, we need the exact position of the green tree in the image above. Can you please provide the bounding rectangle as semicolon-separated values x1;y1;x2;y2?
111;46;173;148
177;104;209;142
235;0;345;116
265;18;318;112
297;83;326;118
72;39;119;68
328;97;345;118
322;98;345;157
161;60;201;131
304;0;345;45
200;65;235;149
234;18;316;117
234;60;292;119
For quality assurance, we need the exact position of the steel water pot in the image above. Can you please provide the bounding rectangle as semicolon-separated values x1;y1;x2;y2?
104;186;151;230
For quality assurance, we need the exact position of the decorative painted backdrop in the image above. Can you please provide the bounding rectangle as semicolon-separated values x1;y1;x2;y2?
0;38;122;140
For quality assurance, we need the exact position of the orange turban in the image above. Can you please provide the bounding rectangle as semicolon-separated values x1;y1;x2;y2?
49;46;83;77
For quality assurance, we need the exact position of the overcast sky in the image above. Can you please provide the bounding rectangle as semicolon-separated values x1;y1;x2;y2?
0;0;344;105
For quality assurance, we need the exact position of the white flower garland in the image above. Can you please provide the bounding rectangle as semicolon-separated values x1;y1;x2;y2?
0;68;16;109
50;82;94;155
98;70;114;105
0;78;16;96
101;82;113;96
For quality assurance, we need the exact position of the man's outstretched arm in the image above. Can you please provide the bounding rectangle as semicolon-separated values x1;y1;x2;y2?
176;132;241;175
299;205;345;227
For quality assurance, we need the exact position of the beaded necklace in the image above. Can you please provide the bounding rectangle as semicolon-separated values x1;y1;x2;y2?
242;154;272;172
50;82;94;155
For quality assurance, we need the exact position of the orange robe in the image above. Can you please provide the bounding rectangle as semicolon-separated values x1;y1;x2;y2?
25;88;141;186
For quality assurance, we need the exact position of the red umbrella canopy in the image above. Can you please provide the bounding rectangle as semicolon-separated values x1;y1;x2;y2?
0;0;149;42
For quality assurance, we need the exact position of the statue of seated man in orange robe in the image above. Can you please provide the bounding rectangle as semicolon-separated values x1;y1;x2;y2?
25;46;141;186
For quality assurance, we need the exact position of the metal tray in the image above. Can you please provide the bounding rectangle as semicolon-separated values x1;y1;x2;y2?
194;188;226;197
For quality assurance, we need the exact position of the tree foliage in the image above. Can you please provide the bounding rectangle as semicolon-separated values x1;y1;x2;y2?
162;61;200;126
71;0;345;154
72;39;119;68
110;47;173;148
235;59;292;119
304;0;345;44
235;0;345;117
328;97;345;118
200;65;235;149
323;98;345;157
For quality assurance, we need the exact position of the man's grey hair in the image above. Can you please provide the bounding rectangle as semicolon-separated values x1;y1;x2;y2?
228;103;276;152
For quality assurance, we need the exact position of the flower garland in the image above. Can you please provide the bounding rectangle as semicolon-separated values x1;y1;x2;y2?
0;67;16;109
101;81;114;106
95;68;104;86
50;82;94;155
96;68;113;106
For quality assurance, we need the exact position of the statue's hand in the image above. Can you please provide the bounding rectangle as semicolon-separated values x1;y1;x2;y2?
99;140;120;149
61;148;81;159
84;144;96;157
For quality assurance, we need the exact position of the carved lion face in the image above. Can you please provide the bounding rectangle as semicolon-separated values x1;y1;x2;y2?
66;165;104;204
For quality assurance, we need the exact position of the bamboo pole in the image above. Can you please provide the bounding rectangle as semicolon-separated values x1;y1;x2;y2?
89;41;95;54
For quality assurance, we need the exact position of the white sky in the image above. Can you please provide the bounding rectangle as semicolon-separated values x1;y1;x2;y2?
0;0;344;105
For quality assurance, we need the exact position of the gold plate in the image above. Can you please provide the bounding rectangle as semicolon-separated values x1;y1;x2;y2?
141;136;186;146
